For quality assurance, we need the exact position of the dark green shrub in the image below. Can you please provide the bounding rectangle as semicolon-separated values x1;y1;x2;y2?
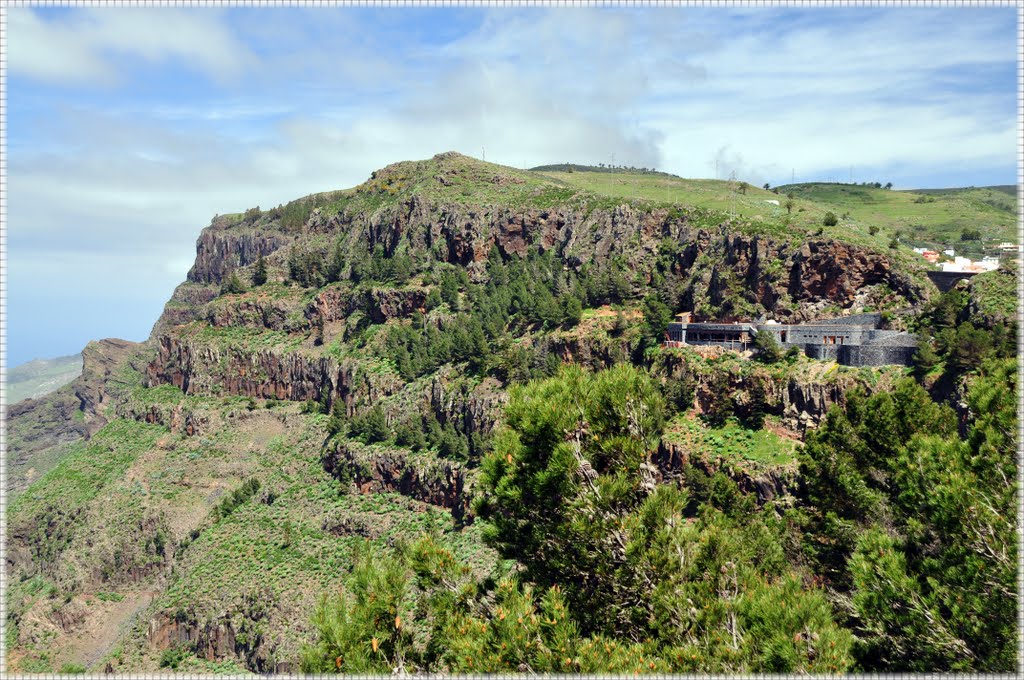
159;646;190;670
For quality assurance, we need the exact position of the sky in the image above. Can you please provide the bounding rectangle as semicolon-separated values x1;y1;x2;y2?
4;4;1019;367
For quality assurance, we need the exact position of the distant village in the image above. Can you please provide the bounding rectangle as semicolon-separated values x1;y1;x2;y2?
912;241;1016;273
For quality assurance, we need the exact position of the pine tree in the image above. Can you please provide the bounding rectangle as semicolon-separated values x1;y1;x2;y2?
253;254;268;286
221;270;247;295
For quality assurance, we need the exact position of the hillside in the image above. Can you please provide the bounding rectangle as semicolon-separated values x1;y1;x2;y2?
6;354;82;404
5;152;1016;674
774;182;1017;257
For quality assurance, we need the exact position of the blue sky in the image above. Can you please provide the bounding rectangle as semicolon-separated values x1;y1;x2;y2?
4;4;1019;367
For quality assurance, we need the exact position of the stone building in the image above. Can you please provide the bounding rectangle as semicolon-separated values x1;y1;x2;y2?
664;312;918;367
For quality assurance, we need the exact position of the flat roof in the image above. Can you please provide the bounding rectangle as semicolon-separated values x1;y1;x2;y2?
678;323;756;331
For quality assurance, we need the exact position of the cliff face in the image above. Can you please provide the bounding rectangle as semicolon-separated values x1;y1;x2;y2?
654;347;900;433
709;234;919;320
147;594;290;674
145;191;923;416
6;153;938;675
654;438;799;504
324;441;473;522
330;199;920;319
147;335;404;407
74;338;142;433
151;185;924;340
186;221;290;285
5;390;89;497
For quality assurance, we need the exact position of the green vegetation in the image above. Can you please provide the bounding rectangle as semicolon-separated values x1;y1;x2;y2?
8;153;1015;674
664;415;798;469
252;254;268;286
911;264;1017;385
962;262;1017;324
220;270;248;295
7;354;82;403
305;365;853;673
798;364;1016;670
752;328;783;363
213;478;261;520
10;420;166;560
776;182;1016;256
301;537;663;673
159;646;190;670
305;353;1015;673
95;591;126;603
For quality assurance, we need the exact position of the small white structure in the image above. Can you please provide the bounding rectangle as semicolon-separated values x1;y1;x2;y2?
943;249;956;257
764;199;780;206
940;256;1000;273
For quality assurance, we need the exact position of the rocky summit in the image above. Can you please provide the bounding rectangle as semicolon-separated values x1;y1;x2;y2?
5;152;1017;674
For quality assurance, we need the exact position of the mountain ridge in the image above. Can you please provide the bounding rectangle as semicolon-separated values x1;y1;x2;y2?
4;151;1016;674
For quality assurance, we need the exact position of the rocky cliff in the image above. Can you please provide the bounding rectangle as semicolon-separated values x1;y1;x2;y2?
324;441;473;522
186;220;290;285
5;152;939;674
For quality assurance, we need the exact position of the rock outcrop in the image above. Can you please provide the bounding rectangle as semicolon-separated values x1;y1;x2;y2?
186;223;290;285
148;600;289;674
426;370;505;438
74;338;142;434
5;391;89;472
308;285;428;325
323;441;473;522
147;335;404;407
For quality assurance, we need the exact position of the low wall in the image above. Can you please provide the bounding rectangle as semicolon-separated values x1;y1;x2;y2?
809;312;882;327
803;344;839;361
839;344;917;367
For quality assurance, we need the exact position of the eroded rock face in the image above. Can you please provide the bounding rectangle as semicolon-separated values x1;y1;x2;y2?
5;391;89;474
655;351;891;434
308;285;428;325
147;336;404;407
148;608;289;673
144;191;928;413
151;282;220;336
324;441;473;522
116;401;209;437
207;296;301;332
75;338;142;434
788;240;914;308
427;370;506;437
186;223;290;285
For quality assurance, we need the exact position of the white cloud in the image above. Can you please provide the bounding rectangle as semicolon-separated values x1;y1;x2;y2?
4;6;1017;364
8;7;255;85
7;9;112;84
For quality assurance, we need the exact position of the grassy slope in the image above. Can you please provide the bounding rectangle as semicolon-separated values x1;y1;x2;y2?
5;386;87;501
7;384;499;673
7;354;83;404
773;182;1017;256
966;261;1018;323
664;413;799;469
537;170;932;271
